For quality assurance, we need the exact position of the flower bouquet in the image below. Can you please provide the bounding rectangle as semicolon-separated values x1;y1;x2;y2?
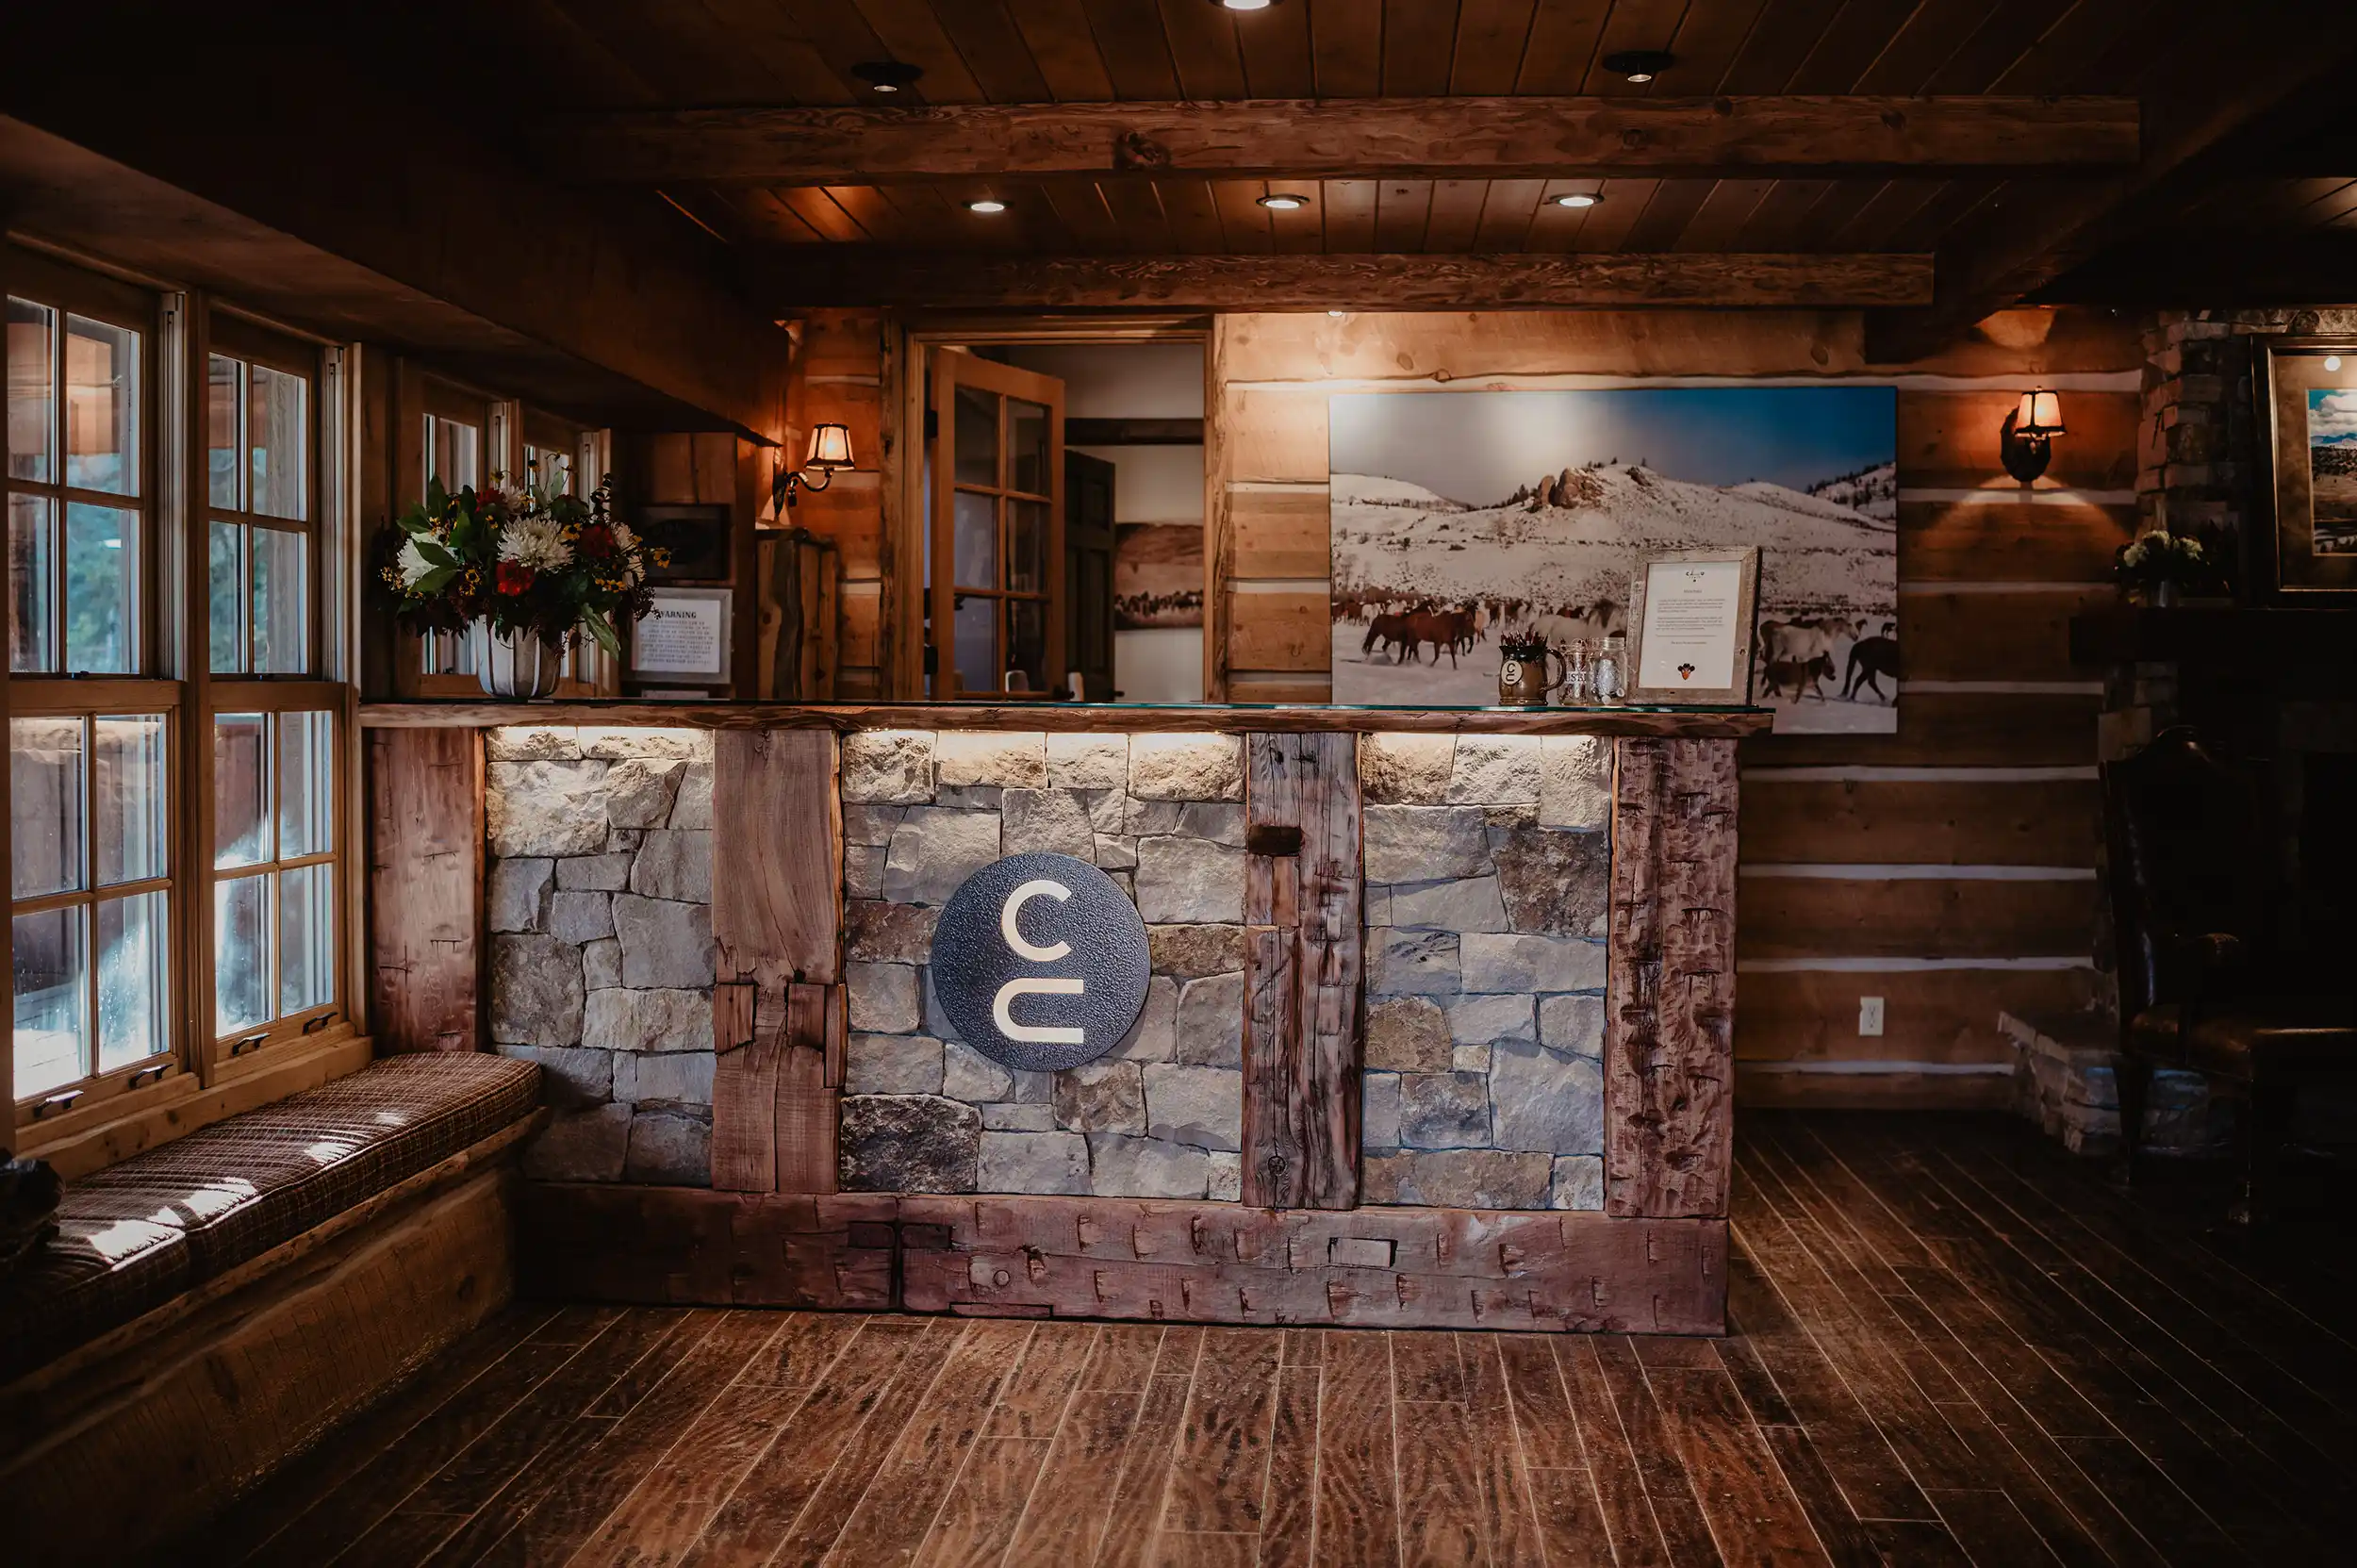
2113;527;2220;607
378;472;665;696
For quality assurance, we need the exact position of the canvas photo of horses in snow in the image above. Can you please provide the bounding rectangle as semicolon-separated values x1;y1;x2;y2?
1328;388;1899;733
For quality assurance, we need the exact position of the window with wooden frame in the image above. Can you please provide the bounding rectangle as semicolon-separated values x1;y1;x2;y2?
929;353;1064;698
7;254;180;1116
417;375;493;683
206;322;316;675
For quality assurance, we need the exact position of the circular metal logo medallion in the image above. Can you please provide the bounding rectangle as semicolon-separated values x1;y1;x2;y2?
928;851;1151;1073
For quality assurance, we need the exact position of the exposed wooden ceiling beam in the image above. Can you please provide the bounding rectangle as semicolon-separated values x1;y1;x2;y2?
537;97;2140;185
759;252;1934;311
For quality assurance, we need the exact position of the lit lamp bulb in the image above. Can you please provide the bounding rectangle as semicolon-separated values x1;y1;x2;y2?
2002;388;2066;483
770;422;856;517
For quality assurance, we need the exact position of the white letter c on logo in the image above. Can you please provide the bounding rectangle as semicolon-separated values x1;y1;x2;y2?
1000;879;1073;962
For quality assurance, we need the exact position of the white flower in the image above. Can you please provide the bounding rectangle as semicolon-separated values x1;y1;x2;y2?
610;518;639;553
2123;540;2148;567
498;515;573;573
487;473;530;511
609;518;646;585
397;537;435;587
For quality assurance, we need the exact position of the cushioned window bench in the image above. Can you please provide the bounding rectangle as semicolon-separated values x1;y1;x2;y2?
0;1052;543;1567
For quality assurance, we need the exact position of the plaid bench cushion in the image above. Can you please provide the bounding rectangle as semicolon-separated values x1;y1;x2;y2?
0;1052;539;1383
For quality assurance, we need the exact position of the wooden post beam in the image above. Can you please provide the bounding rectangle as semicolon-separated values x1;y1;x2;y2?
533;96;2141;185
761;252;1933;312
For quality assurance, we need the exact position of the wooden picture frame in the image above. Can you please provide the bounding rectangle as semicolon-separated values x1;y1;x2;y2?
2253;337;2357;602
1626;547;1761;704
637;501;733;583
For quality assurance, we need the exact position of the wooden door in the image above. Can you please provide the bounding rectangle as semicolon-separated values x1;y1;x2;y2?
1064;451;1116;701
929;353;1065;698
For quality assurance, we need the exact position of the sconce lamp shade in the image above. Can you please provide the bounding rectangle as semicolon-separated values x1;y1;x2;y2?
2016;389;2065;438
805;422;855;470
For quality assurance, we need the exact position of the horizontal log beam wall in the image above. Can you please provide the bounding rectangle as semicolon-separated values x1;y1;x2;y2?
536;96;2140;184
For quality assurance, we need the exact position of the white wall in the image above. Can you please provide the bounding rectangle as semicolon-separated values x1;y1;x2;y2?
997;342;1205;418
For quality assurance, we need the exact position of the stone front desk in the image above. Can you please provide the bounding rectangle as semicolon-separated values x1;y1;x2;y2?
365;701;1761;1333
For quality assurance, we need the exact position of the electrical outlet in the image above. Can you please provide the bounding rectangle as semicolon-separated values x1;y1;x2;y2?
1858;996;1886;1037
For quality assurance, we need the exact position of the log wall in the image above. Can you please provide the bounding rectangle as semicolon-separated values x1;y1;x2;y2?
1206;307;2136;1106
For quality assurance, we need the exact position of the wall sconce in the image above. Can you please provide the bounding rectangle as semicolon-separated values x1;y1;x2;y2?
768;422;854;518
2001;388;2066;483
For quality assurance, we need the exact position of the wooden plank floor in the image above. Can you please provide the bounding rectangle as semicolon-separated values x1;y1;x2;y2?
189;1114;2357;1567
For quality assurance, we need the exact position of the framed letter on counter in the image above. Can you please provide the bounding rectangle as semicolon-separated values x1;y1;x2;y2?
1628;547;1760;703
630;586;733;684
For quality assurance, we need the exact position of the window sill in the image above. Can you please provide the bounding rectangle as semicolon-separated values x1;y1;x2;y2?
15;1027;373;1180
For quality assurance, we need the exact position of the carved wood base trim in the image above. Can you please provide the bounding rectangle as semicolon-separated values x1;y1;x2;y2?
517;1183;1726;1335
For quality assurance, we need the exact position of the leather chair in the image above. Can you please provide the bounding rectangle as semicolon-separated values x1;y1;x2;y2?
2102;726;2357;1218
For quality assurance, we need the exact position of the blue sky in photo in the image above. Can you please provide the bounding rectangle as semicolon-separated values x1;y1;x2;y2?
2310;388;2357;446
1329;388;1898;506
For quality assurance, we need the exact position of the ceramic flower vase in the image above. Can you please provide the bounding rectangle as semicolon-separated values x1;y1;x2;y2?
470;621;566;699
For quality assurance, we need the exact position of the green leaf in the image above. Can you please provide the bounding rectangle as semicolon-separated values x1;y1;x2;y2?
585;610;621;656
415;539;458;569
415;565;460;595
426;476;449;516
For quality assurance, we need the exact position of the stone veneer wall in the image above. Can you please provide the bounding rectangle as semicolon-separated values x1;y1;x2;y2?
1357;733;1613;1211
483;726;717;1186
839;730;1250;1199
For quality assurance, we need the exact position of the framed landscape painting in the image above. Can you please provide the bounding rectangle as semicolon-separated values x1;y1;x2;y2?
1327;388;1898;732
2256;338;2357;601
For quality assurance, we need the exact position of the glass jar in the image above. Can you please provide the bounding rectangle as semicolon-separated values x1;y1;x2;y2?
1558;640;1596;703
1594;635;1628;701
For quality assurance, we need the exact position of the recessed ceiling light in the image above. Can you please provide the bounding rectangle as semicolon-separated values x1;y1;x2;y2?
1554;192;1602;209
2330;355;2345;372
967;199;1008;214
1327;310;1347;318
1214;0;1276;10
1602;49;1673;83
850;60;923;93
1258;192;1311;210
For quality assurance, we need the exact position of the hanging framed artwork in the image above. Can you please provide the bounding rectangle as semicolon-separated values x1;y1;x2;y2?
2254;337;2357;602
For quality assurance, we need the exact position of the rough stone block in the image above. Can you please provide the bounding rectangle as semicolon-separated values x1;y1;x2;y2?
496;1043;612;1108
1087;1133;1210;1199
848;900;939;965
1398;1072;1492;1148
1002;788;1096;858
583;987;712;1054
1144;1063;1243;1151
1129;734;1244;801
1361;1149;1552;1209
1175;972;1245;1066
1081;790;1125;832
546;890;616;946
934;785;1003;811
523;1103;631;1181
1493;824;1610;935
1366;997;1453;1072
1095;834;1139;870
845;1032;945;1096
843;802;905;847
556;851;634;893
944;1040;1015;1103
624;1110;711;1185
1539;736;1612;829
1134;835;1245;924
488;760;611;857
1550;1155;1606;1211
1178;802;1245;847
490;933;585;1048
935;730;1047;788
630;830;713;904
604;758;684;829
1387;876;1509;933
1149;924;1247;978
1453;1044;1492;1073
1445;993;1537;1047
668;763;714;831
580;727;709;763
488;857;553;933
979;1131;1092;1195
1363;806;1492;883
848;962;922;1034
487;725;581;761
1047;734;1128;789
1011;1068;1054;1104
615;1048;716;1106
608;828;644;854
1055;1058;1146;1135
1208;1151;1242;1202
1126;798;1184;834
1490;1041;1605;1155
613;895;715;989
845;844;886;900
1362;1071;1403;1151
883;807;1001;906
1359;734;1454;804
1111;975;1178;1063
1459;933;1606;994
982;1103;1056;1131
1539;994;1606;1058
1365;929;1459;997
840;1095;980;1193
842;729;935;804
1448;735;1542;804
583;937;622;990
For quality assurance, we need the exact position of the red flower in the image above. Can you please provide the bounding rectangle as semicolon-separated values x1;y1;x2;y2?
578;523;616;557
495;561;535;595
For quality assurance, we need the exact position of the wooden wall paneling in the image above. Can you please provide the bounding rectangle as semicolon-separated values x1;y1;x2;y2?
1896;388;2141;491
1241;733;1361;1210
1203;326;1229;701
1229;487;1331;578
1735;966;2101;1067
1605;738;1739;1221
1739;691;2102;767
1739;778;2100;866
1898;500;2135;583
711;728;844;1195
1223;387;1327;483
1228;677;1336;705
516;1183;898;1308
1227;589;1329;672
1215;310;1869;383
1901;586;2114;682
365;726;484;1052
1737;878;2098;960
